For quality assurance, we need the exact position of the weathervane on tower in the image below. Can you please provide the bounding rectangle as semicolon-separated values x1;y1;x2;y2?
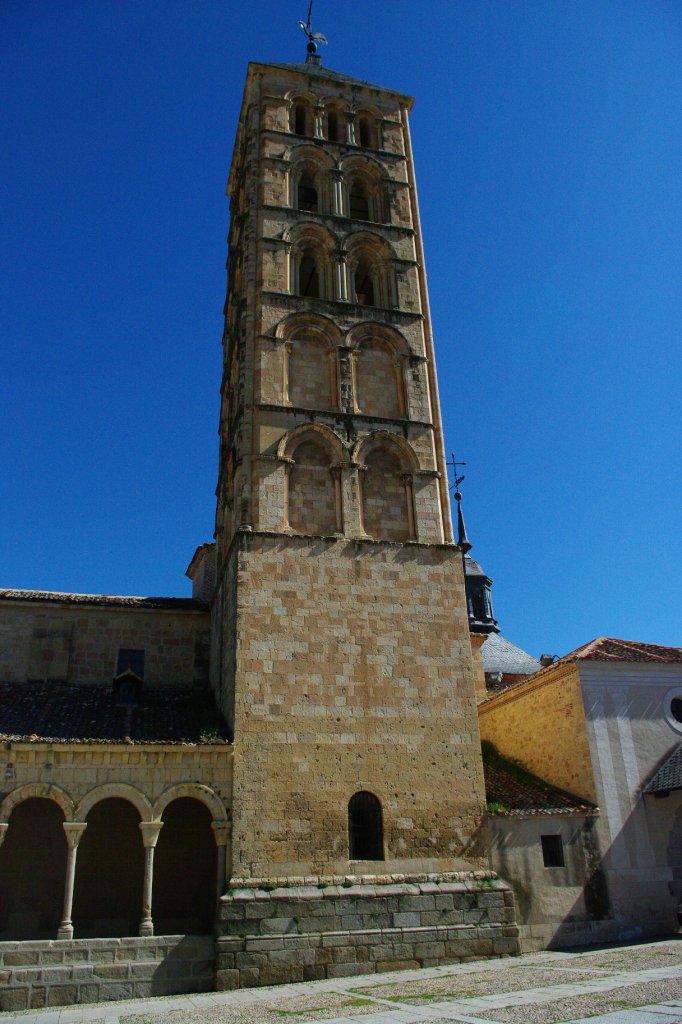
447;452;472;555
299;1;328;64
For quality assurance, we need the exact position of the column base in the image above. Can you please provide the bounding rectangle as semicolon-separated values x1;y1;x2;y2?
56;924;73;940
138;920;154;937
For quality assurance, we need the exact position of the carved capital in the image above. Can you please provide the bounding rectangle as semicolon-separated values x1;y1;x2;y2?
63;822;87;849
212;821;231;847
139;821;164;849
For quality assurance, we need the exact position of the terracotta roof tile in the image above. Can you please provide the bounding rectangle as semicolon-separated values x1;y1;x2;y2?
0;681;229;744
0;590;207;611
483;743;597;816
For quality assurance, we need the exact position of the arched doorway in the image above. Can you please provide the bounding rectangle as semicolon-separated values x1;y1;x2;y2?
0;798;66;939
153;798;216;934
73;798;144;937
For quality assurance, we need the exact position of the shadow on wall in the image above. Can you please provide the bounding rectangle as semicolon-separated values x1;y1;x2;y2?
490;789;682;949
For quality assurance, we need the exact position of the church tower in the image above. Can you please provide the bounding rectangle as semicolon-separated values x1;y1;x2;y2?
213;53;489;884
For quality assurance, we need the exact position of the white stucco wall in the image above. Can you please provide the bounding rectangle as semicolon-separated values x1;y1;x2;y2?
579;661;682;940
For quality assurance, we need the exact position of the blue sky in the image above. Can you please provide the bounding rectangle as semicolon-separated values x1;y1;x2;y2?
2;1;681;656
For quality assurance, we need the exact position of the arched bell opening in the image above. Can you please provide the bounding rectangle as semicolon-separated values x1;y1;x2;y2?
153;798;217;935
73;798;144;937
0;798;67;939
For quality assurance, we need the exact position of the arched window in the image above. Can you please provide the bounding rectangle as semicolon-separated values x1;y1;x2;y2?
348;791;383;860
287;333;335;409
294;103;308;136
297;172;318;212
358;116;373;148
356;340;403;418
327;109;340;142
349;180;370;221
354;259;376;306
287;439;339;535
299;253;320;298
361;446;412;540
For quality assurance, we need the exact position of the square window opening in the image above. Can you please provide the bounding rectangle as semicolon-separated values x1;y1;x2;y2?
541;833;565;868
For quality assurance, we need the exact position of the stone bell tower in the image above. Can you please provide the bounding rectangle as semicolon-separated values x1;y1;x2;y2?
213;55;490;884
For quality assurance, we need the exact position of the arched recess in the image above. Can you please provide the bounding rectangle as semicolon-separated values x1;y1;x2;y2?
287;146;333;214
75;782;153;823
347;324;408;419
348;791;384;860
1;782;75;824
289;94;315;137
153;798;217;935
287;224;336;300
152;783;228;823
276;312;341;411
0;798;67;939
356;432;418;541
340;156;387;223
73;798;144;937
345;232;396;308
323;100;346;142
355;108;381;149
282;426;345;537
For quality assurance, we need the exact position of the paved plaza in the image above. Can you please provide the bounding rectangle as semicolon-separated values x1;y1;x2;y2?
1;938;681;1024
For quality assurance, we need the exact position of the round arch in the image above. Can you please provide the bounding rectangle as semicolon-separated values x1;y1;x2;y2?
279;423;347;464
152;784;228;824
75;783;152;823
353;430;421;473
1;783;75;824
275;310;342;348
345;322;410;356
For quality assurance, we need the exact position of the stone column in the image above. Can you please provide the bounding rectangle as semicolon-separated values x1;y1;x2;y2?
314;103;325;140
139;821;163;937
57;822;87;939
0;823;8;848
402;473;417;540
334;248;348;302
211;821;230;900
330;169;344;216
346;111;357;146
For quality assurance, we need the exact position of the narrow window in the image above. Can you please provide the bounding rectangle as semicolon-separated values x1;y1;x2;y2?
348;791;383;860
354;263;375;306
671;697;682;724
297;173;318;212
116;648;144;679
541;834;565;868
359;116;372;148
349;183;370;221
327;110;339;141
294;104;307;136
299;253;320;298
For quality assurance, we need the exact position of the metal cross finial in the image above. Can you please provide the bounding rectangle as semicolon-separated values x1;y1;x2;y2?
447;452;466;501
299;0;328;56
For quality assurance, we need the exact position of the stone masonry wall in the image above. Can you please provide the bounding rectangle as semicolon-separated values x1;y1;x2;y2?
0;935;215;1011
0;601;209;689
478;666;597;804
228;531;487;879
215;878;519;989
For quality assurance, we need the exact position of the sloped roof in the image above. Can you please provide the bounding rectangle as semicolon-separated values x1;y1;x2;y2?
265;61;412;99
0;590;206;611
549;636;682;668
644;744;682;794
483;743;597;816
483;633;541;676
0;681;229;745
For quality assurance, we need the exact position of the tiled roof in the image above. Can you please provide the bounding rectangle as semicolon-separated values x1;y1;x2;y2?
0;681;229;744
0;590;206;611
644;744;682;794
548;636;682;669
483;633;541;676
482;743;597;816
